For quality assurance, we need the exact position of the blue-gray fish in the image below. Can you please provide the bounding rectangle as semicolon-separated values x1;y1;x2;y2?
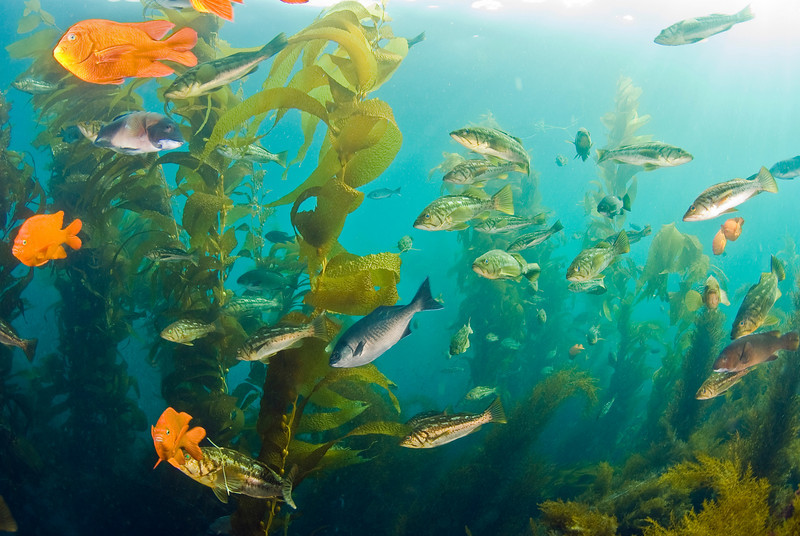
329;278;443;368
654;5;754;46
399;398;506;448
0;318;36;363
164;34;288;99
769;156;800;180
12;77;60;94
94;112;184;155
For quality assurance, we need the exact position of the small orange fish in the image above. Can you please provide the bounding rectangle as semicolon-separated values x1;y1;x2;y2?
712;229;727;255
190;0;244;21
569;343;585;357
12;211;82;267
280;0;309;3
151;407;206;468
721;217;744;241
53;19;197;85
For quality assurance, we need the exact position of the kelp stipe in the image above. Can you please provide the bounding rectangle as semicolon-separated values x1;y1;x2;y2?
740;281;800;485
663;308;724;441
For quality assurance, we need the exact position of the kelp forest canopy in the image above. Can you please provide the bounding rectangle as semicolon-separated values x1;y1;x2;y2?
3;1;800;536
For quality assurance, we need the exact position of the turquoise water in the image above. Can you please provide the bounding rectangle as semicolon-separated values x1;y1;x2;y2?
2;1;800;535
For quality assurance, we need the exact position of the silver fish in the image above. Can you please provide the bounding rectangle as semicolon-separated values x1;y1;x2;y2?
596;142;692;170
329;278;443;368
507;220;564;252
164;34;288;99
11;77;59;94
217;143;288;167
654;5;754;46
683;167;777;222
769;156;800;180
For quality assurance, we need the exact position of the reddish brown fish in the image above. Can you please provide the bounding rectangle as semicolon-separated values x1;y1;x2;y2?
713;330;799;373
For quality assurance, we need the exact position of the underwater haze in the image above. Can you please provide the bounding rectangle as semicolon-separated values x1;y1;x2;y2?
3;0;800;535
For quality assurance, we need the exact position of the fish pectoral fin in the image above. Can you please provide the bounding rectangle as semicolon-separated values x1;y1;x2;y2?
46;244;67;260
400;324;413;339
740;342;752;363
642;163;658;171
212;485;230;503
450;223;471;231
721;207;738;214
767;354;779;362
353;341;365;357
94;45;137;64
762;316;780;328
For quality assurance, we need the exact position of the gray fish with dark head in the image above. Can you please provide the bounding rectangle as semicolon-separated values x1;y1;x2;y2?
94;112;184;155
329;277;443;368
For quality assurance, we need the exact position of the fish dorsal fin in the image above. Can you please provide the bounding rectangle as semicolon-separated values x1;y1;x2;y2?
94;45;137;64
122;20;175;40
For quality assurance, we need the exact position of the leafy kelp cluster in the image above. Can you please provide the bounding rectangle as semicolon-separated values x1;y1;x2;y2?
3;2;800;536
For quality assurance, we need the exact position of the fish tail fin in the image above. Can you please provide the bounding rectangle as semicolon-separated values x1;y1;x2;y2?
0;496;17;533
550;219;564;233
22;338;37;363
771;255;786;281
484;397;507;424
622;193;632;212
310;312;329;341
738;4;755;22
523;262;541;283
492;184;514;215
189;250;200;266
274;150;289;168
163;27;198;66
282;465;298;509
191;0;234;20
783;331;800;351
182;425;207;461
642;224;652;236
260;32;289;59
596;149;606;162
412;277;444;311
720;288;731;306
394;187;402;196
613;230;630;255
756;166;778;193
64;218;83;250
407;31;426;47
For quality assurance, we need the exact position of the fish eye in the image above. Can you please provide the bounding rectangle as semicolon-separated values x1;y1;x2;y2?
425;214;431;219
689;205;696;211
67;33;76;41
21;240;26;245
483;259;489;264
739;321;745;326
166;429;170;435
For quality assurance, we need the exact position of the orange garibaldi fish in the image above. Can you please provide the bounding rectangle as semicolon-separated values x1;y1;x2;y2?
12;211;82;267
190;0;243;21
53;19;198;85
151;407;206;468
